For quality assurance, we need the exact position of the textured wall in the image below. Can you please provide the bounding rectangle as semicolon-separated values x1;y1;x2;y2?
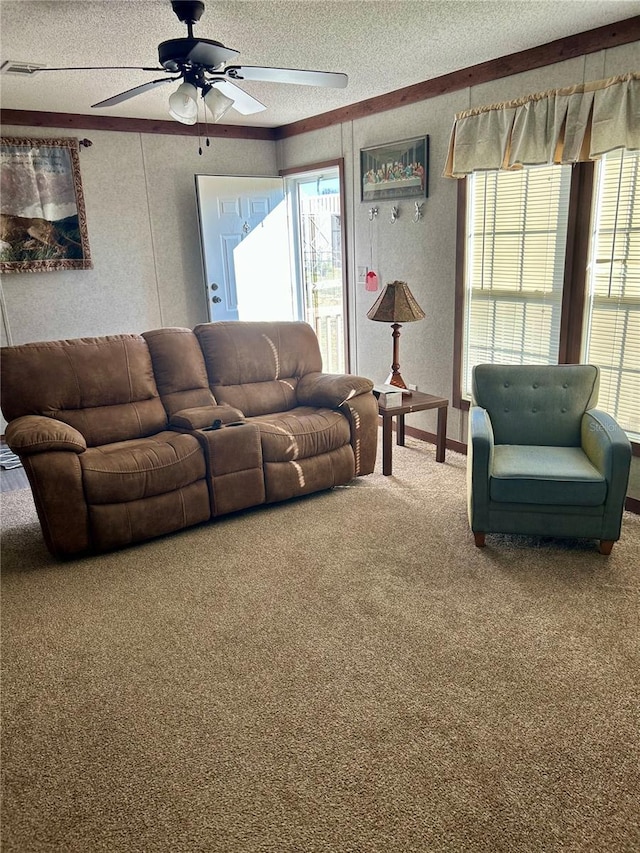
277;43;639;461
0;129;277;344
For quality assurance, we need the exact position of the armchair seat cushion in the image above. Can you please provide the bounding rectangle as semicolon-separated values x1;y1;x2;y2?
490;445;606;507
248;407;351;463
80;431;206;504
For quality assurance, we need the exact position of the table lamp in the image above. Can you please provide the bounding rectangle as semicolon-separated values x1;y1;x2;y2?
367;280;425;389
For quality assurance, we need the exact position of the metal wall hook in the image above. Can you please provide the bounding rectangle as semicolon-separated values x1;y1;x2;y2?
390;205;399;223
413;202;424;222
368;207;378;221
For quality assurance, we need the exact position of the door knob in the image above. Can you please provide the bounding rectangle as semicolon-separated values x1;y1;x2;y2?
211;296;222;304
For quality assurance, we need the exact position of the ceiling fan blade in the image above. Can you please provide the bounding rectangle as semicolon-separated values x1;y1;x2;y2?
225;66;348;88
184;40;239;66
210;80;266;115
38;66;165;72
92;77;177;108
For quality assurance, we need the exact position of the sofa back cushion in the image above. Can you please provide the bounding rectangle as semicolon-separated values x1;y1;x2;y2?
1;335;167;446
142;327;216;417
194;321;323;416
472;363;600;447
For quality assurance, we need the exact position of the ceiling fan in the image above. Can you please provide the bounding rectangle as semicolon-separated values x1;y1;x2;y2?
37;0;348;125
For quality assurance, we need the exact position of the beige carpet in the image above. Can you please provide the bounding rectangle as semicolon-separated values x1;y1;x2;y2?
2;438;639;853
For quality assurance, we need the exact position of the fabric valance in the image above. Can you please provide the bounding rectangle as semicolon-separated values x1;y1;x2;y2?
443;72;640;178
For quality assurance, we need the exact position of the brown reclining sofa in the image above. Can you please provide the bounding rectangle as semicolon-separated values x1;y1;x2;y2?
1;321;378;558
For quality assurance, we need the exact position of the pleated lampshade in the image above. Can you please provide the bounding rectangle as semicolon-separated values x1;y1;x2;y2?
367;280;425;323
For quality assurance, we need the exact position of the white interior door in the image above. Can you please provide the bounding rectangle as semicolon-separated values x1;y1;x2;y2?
195;175;294;322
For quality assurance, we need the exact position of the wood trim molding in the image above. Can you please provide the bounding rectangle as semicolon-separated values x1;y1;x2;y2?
404;424;468;456
0;109;277;140
278;159;344;176
275;17;640;139
559;163;594;364
452;178;467;410
378;420;468;455
625;496;640;514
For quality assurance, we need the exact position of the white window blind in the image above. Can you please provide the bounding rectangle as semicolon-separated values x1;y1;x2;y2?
462;164;572;398
583;149;640;438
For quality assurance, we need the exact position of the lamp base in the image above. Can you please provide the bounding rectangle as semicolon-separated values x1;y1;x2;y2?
385;370;408;390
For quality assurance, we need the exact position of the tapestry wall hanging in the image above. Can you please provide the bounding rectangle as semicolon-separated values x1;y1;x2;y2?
0;137;92;273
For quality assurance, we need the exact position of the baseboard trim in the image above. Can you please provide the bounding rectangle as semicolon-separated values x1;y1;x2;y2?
625;496;640;514
402;423;468;455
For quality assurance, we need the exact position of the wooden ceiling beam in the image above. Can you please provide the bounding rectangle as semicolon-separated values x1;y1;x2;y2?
275;16;640;139
0;110;278;140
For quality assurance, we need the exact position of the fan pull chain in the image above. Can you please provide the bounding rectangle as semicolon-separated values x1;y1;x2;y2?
204;100;211;149
195;95;211;155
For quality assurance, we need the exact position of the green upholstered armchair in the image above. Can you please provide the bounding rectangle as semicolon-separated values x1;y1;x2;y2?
467;364;632;555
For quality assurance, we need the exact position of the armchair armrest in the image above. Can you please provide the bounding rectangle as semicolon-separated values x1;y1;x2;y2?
581;409;631;538
297;372;374;408
467;406;495;531
5;415;86;455
581;409;632;478
170;405;244;430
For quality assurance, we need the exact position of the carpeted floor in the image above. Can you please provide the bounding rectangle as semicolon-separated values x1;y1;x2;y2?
1;438;639;852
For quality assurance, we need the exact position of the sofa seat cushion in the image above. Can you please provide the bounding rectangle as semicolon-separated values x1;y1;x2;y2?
490;445;606;507
264;445;355;503
247;407;351;463
80;431;206;504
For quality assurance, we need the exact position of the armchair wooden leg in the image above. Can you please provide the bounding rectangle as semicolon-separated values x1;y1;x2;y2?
473;532;486;548
598;539;614;555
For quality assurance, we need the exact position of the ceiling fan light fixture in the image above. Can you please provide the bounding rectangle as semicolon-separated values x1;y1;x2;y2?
168;80;198;124
203;85;234;122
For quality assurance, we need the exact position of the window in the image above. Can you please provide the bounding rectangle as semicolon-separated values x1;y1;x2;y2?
582;150;639;438
455;150;640;443
462;164;572;397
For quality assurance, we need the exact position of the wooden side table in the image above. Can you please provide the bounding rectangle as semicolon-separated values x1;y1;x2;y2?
378;390;448;476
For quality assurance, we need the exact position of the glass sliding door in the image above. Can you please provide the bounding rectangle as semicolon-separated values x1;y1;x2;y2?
285;165;348;373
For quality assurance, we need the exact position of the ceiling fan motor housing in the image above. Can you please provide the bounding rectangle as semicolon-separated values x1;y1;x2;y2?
158;38;229;71
171;1;205;24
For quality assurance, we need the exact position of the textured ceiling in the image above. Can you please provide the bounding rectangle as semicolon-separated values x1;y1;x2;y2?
0;0;638;128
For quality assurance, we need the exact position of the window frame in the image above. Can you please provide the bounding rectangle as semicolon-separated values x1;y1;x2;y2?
452;161;638;455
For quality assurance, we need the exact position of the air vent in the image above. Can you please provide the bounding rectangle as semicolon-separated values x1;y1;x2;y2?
0;61;46;76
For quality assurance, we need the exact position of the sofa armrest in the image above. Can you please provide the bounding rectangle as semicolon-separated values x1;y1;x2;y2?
5;415;86;455
467;406;495;531
581;409;631;538
339;391;379;476
170;405;244;430
297;372;374;408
